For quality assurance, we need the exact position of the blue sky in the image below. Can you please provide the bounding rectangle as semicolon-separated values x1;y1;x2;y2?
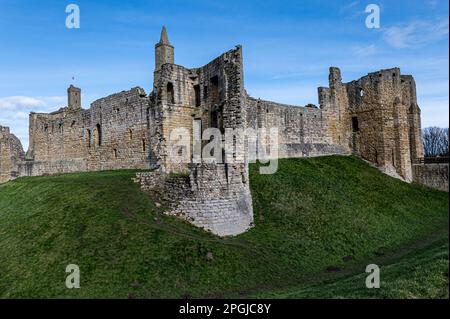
0;0;448;150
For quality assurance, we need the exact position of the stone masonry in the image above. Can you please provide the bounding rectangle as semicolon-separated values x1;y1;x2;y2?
1;27;435;236
134;162;253;236
413;163;449;192
0;126;25;184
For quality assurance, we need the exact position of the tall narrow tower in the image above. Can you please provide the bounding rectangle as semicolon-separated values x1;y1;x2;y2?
68;85;81;110
154;26;174;85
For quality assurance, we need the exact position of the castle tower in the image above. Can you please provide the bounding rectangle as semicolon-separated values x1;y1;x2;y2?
318;67;351;149
68;85;81;109
154;26;174;86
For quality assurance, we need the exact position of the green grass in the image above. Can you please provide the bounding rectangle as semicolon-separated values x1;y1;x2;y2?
250;230;449;299
0;156;448;298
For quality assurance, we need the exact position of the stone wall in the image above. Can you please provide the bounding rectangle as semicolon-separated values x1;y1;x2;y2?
413;163;449;192
0;126;25;184
23;87;156;177
245;96;348;159
17;159;87;177
153;63;197;173
319;67;424;182
134;162;253;236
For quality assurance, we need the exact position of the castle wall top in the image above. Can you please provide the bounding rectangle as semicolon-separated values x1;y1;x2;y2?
0;126;10;134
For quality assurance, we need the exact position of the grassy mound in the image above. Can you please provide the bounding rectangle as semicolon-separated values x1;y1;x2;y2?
0;156;448;298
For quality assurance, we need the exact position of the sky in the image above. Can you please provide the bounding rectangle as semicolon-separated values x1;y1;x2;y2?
0;0;448;150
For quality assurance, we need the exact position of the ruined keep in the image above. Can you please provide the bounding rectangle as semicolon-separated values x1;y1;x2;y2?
1;27;431;236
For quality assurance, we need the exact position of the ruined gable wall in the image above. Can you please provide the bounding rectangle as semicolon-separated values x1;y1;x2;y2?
0;126;24;183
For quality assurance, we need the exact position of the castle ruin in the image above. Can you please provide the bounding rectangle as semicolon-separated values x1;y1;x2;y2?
1;27;432;236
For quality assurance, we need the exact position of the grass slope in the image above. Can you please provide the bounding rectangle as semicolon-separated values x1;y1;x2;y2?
251;230;449;299
0;156;448;298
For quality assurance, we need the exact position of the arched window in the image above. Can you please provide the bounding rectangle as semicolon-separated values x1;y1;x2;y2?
95;124;102;146
167;82;175;104
129;129;133;140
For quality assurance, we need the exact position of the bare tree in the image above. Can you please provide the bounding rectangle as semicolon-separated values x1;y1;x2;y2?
442;128;449;156
422;127;449;158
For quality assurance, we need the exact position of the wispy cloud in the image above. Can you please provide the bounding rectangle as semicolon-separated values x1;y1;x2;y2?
352;44;377;57
384;17;449;48
0;96;65;111
338;1;360;15
0;96;65;150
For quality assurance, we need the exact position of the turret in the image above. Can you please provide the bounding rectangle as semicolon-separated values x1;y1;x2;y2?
68;85;81;109
154;26;174;86
329;67;342;88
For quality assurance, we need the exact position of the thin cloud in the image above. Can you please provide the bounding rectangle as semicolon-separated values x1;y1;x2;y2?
0;96;45;111
0;95;65;151
0;96;65;111
338;1;360;15
384;18;449;48
352;44;377;57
